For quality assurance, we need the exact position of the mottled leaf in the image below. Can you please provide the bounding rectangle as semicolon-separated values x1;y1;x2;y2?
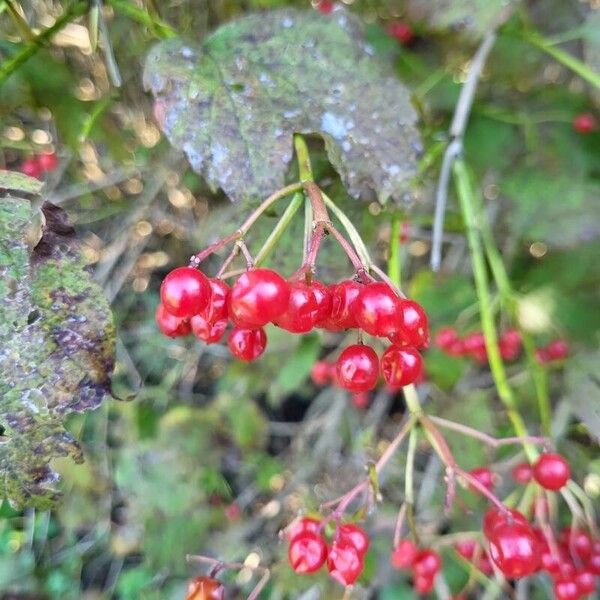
144;8;420;205
583;11;600;107
0;172;115;509
565;351;600;443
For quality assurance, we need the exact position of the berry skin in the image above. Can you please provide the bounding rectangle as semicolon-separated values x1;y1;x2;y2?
335;344;379;393
533;453;571;491
487;522;540;578
559;528;592;561
227;327;267;361
393;299;429;348
390;539;418;569
203;278;230;323
288;532;328;574
573;112;597;134
155;304;191;337
455;539;477;561
37;152;59;172
482;507;529;540
316;0;334;14
323;280;362;330
337;524;369;557
327;540;364;586
286;517;321;541
446;339;466;357
160;266;211;318
435;327;458;349
229;268;290;327
554;576;581;600
185;576;225;600
380;345;423;389
311;360;333;386
463;332;486;355
355;282;401;337
351;392;370;409
575;569;596;595
468;467;495;492
190;315;227;344
413;549;442;579
535;347;551;364
547;339;569;361
499;329;521;360
310;280;333;325
387;21;414;45
276;281;323;333
413;575;434;594
20;157;42;179
511;462;533;485
588;550;600;575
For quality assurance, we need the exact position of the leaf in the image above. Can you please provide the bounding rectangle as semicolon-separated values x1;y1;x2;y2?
406;0;516;38
143;8;420;205
564;350;600;444
0;172;115;509
582;11;600;108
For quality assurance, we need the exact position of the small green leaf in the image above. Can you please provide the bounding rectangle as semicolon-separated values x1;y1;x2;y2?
271;333;321;396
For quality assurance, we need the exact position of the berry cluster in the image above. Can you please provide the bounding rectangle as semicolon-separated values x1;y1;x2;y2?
185;576;224;600
157;266;429;390
19;152;59;179
535;339;570;364
286;517;368;587
573;112;597;134
435;327;522;363
390;540;442;594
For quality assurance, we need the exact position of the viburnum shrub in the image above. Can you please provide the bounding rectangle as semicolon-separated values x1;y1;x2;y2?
176;139;597;598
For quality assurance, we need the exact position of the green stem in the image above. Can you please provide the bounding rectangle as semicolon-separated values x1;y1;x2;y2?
453;159;537;461
106;0;176;38
0;1;88;86
388;213;402;288
524;32;600;89
293;134;313;182
405;427;418;544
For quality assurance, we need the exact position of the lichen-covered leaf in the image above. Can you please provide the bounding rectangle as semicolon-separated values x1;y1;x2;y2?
144;9;420;205
406;0;516;38
0;172;115;509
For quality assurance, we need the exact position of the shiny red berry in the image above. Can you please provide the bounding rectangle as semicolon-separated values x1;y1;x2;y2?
311;360;333;386
394;299;429;348
559;528;593;561
203;278;230;323
387;21;414;45
499;330;521;360
533;453;571;491
511;462;533;485
575;569;596;595
535;347;551;364
337;524;369;557
588;550;600;575
463;332;486;354
482;507;529;540
413;549;442;579
276;281;322;333
229;268;289;327
20;157;42;178
435;327;458;349
316;0;334;14
478;554;494;576
380;345;423;388
487;522;540;578
155;303;191;337
190;315;227;344
327;540;364;586
554;576;581;600
323;280;362;330
335;344;379;392
547;339;569;361
390;539;418;569
468;467;495;492
446;339;466;356
288;532;327;574
160;266;211;318
540;548;562;575
413;574;434;594
227;327;267;361
186;576;225;600
573;112;597;134
37;152;59;172
355;282;401;337
286;517;321;541
455;539;477;561
310;280;332;325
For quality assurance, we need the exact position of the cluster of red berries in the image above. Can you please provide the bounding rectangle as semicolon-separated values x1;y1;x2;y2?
156;266;429;390
19;152;59;179
535;338;570;364
286;517;368;587
573;112;597;134
390;540;442;594
435;327;522;363
185;576;224;600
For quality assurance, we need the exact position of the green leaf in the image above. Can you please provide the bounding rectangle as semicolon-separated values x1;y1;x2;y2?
270;333;320;397
0;172;115;509
144;9;420;205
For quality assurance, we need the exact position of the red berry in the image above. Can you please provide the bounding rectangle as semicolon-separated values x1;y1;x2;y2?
554;576;581;600
487;522;540;578
547;339;569;361
482;507;529;540
446;339;466;357
391;539;418;569
394;299;429;348
311;360;333;386
160;266;211;318
463;332;486;354
224;502;241;521
413;574;435;594
468;467;495;492
203;278;230;323
535;347;551;364
511;462;533;485
229;268;290;327
323;280;362;330
355;282;401;337
310;280;333;325
499;335;521;361
190;315;227;344
380;345;423;388
186;576;225;600
337;524;369;557
455;539;477;561
573;112;597;134
227;327;267;361
575;569;596;595
435;327;458;349
335;344;379;393
413;549;442;579
477;554;494;576
541;548;562;575
351;392;370;409
37;152;59;172
316;0;334;14
286;517;321;542
533;453;571;491
20;157;42;179
155;303;191;337
387;21;414;45
276;281;324;333
559;528;593;561
588;551;600;575
501;328;521;347
327;540;364;586
288;532;327;574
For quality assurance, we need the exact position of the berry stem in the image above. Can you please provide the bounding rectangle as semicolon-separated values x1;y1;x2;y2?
392;502;407;547
388;212;402;288
405;427;420;545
